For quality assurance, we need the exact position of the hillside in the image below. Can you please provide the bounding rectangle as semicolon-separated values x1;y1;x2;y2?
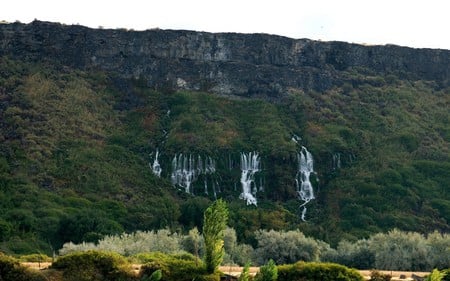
0;21;449;254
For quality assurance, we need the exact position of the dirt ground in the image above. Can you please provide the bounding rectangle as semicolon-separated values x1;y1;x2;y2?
218;266;429;280
23;262;429;280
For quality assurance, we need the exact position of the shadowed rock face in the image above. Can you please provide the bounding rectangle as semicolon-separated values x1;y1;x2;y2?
1;20;448;97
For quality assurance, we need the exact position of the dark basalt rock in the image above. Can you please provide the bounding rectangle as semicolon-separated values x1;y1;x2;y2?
1;20;448;98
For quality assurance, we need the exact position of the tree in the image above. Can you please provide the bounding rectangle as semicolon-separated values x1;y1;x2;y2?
425;269;445;281
202;199;229;273
254;229;321;265
255;259;278;281
238;262;251;281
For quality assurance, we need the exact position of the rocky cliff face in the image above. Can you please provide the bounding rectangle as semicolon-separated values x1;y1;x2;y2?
1;20;449;97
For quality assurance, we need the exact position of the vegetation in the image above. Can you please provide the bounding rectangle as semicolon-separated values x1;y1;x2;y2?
238;262;251;281
137;252;219;281
425;269;446;281
51;250;133;281
255;259;278;281
369;270;391;281
0;53;448;257
203;199;229;273
277;261;364;281
57;228;449;271
0;253;46;281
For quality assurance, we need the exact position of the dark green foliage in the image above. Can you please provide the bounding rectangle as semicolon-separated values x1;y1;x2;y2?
0;253;46;281
0;54;448;255
51;250;133;281
277;261;364;281
331;240;375;270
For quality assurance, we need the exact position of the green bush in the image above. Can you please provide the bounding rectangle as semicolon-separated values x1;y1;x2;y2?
51;250;133;281
0;253;46;281
277;261;364;281
137;251;219;281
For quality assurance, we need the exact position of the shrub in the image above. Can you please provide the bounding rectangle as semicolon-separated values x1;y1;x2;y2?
51;250;133;281
0;253;46;281
369;270;391;281
277;261;364;281
137;251;219;281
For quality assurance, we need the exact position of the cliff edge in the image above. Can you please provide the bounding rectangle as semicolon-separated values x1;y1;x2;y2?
1;20;449;97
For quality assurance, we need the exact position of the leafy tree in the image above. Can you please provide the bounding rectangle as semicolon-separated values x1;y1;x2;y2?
222;227;255;266
332;239;375;269
426;231;450;269
254;229;322;265
203;199;229;273
181;227;204;262
59;229;183;256
369;229;430;271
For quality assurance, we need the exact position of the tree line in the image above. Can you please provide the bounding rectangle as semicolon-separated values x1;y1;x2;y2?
60;227;450;271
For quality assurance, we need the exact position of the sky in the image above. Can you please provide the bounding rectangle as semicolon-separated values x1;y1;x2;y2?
1;0;449;50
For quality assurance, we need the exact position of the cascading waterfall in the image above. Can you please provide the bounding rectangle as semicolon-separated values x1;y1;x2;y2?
150;149;162;177
296;146;316;221
239;152;260;206
171;154;216;194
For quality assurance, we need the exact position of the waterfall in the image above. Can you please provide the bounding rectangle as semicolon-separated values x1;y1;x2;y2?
150;149;162;177
332;152;341;170
296;146;316;221
171;154;196;193
171;153;216;194
239;152;260;206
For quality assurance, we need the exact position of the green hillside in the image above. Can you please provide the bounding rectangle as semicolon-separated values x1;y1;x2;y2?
0;57;448;254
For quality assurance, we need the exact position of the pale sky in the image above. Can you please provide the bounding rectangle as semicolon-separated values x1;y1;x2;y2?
2;0;449;49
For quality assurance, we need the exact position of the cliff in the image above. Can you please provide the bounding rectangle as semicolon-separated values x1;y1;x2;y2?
1;20;449;98
0;21;449;254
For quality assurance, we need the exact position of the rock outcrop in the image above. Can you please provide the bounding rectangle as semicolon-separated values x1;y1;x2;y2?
1;20;448;97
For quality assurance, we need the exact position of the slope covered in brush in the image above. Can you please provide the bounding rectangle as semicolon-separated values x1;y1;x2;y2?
0;21;448;254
